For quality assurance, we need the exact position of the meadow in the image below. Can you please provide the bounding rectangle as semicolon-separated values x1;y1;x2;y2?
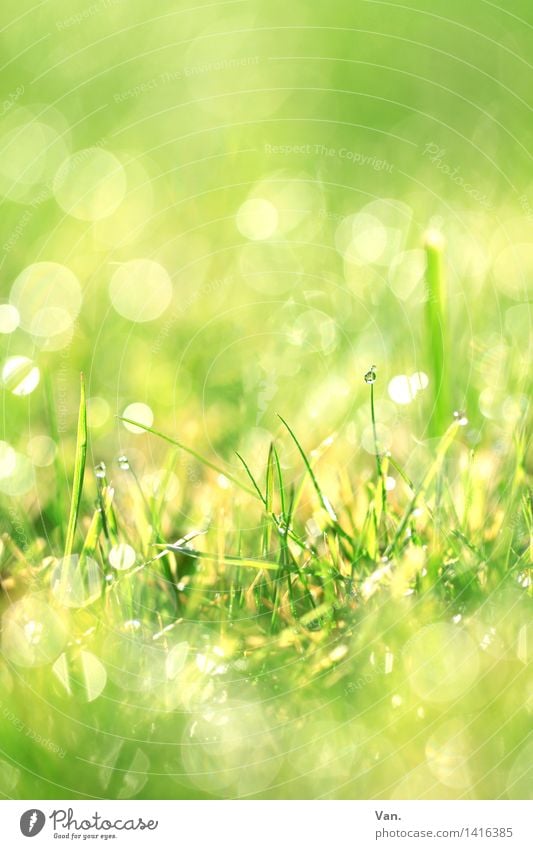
0;0;531;800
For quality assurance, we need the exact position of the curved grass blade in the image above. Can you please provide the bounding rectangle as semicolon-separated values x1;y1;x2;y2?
235;451;266;505
64;373;87;558
118;417;256;498
155;542;279;571
425;231;450;437
278;416;352;546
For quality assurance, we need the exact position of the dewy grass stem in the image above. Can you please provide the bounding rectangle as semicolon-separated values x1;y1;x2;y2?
365;366;387;536
425;230;450;437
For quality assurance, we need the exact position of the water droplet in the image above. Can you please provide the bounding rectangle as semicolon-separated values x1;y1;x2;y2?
364;365;377;384
117;455;130;470
94;461;106;479
453;410;469;426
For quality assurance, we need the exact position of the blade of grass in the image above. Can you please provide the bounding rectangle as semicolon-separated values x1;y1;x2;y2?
385;418;462;556
118;417;256;498
64;373;87;558
235;451;266;505
425;230;450;437
278;415;352;545
155;543;279;571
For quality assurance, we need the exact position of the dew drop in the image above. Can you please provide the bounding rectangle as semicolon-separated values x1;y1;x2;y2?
117;455;130;470
364;365;377;384
94;461;106;479
453;410;469;426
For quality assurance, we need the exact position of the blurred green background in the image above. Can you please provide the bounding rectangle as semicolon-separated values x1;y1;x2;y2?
0;0;531;801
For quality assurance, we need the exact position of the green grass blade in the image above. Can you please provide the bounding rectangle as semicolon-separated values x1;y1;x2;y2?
155;543;279;571
278;415;337;520
118;417;256;498
235;451;266;504
425;230;450;437
64;373;87;558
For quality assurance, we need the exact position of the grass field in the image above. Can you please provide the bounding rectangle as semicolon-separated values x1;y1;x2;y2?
0;0;531;800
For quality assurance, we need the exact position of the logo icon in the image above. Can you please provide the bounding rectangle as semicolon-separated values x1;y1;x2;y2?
20;810;46;837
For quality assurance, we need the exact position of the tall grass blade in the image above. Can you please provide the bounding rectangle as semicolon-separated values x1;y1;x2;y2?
118;417;256;497
425;230;450;437
64;373;87;558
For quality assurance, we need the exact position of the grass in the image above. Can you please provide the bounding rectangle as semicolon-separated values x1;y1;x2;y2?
0;311;530;798
0;0;530;803
63;373;87;559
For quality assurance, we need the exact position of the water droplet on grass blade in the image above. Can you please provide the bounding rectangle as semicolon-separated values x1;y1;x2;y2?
364;365;377;384
51;554;102;608
1;596;67;667
94;461;106;479
453;410;469;426
117;455;130;470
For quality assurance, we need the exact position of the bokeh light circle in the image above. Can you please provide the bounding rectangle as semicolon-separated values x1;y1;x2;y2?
403;623;480;703
53;147;126;220
10;261;82;339
109;259;172;322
